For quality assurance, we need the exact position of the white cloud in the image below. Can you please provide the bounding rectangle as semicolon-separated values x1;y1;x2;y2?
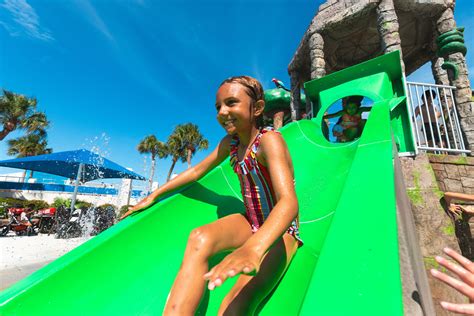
74;0;115;43
0;0;53;41
251;54;266;86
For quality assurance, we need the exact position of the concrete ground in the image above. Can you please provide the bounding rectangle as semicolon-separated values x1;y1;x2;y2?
0;233;91;291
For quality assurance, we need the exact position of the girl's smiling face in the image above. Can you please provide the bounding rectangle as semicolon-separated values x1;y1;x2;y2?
215;83;255;135
345;102;359;116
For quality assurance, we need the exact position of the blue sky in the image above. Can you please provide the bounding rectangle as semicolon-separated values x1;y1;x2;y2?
0;0;472;186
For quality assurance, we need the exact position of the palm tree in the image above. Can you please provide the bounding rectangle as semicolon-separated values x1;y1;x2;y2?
137;135;167;192
7;133;52;181
0;89;49;141
165;131;186;182
165;123;209;181
179;123;209;169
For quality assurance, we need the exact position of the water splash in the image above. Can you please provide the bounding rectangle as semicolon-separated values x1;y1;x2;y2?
140;155;149;199
79;207;96;237
82;133;111;181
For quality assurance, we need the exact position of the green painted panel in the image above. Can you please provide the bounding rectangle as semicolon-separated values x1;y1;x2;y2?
305;50;415;154
0;52;408;315
299;100;403;316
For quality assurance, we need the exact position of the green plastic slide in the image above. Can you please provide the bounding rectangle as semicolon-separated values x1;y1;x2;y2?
0;51;412;315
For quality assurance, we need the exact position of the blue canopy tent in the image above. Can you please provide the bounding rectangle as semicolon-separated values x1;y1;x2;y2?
0;149;146;209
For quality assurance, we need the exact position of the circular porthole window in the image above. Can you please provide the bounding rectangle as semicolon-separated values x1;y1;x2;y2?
321;95;374;143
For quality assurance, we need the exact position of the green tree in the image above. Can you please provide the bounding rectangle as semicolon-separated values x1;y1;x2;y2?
165;123;209;181
179;123;209;169
165;132;185;182
137;135;167;192
7;133;52;180
51;197;92;209
0;89;49;141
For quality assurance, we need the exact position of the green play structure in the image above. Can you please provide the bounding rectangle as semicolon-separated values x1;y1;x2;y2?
0;51;416;315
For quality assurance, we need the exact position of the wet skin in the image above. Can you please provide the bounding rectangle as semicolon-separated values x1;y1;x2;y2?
124;82;300;315
167;84;299;315
215;83;264;145
431;247;474;315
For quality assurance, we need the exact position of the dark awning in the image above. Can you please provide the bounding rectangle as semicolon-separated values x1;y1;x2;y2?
0;149;145;182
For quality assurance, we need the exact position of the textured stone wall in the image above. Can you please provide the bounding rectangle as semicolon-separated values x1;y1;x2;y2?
428;154;474;195
376;0;405;71
435;8;474;152
400;153;464;315
428;154;474;260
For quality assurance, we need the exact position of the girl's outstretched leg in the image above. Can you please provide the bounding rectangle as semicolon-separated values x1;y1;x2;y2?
163;213;252;316
344;127;359;141
218;233;299;316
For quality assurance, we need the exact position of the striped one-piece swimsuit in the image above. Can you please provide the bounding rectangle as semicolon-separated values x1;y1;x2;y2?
230;127;303;246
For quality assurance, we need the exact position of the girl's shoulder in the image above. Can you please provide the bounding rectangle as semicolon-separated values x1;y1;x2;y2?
231;127;281;150
257;127;290;167
221;133;234;145
256;127;282;147
257;127;285;154
216;134;233;158
259;126;281;139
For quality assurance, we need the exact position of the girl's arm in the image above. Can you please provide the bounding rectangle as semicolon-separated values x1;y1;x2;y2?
414;106;420;117
120;135;231;219
242;131;298;256
359;107;372;113
323;110;343;119
204;131;298;285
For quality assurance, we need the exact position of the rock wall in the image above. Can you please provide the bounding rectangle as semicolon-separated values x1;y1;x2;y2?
429;154;474;195
400;153;464;315
428;154;474;260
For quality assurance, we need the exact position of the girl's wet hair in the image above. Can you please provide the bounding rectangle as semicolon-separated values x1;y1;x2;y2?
219;76;265;128
346;95;364;106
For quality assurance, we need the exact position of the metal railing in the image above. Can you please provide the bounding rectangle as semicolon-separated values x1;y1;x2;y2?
0;175;24;183
0;175;146;196
406;81;469;154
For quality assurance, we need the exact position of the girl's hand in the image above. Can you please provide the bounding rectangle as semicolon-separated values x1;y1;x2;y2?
203;245;262;290
119;137;231;222
119;196;154;220
430;247;474;315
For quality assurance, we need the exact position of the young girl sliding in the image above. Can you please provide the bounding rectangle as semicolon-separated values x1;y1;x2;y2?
122;76;302;315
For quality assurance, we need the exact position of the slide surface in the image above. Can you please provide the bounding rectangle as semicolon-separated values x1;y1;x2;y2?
0;52;414;316
0;52;408;315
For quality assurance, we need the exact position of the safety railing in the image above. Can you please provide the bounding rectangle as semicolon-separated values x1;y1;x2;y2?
0;175;24;183
406;81;469;154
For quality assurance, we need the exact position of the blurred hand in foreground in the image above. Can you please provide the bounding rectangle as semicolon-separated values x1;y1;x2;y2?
430;247;474;315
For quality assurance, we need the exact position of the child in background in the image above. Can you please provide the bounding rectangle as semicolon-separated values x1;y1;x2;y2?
413;90;444;147
324;95;371;142
121;76;302;315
